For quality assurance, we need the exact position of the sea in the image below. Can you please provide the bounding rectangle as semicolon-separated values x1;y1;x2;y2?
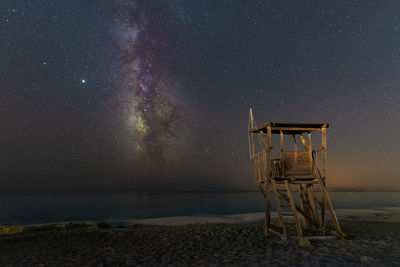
0;191;399;225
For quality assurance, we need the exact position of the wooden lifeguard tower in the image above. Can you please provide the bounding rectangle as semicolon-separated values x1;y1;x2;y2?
248;108;344;243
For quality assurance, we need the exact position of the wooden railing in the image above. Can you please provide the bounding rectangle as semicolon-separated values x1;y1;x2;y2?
252;150;268;183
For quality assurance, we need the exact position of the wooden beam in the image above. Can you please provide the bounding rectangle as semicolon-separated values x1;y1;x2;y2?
313;146;325;153
321;126;327;232
299;134;308;151
292;135;298;165
321;127;327;182
272;179;287;240
264;181;270;236
277;190;319;228
268;223;284;236
307;132;312;176
249;108;255;157
249;127;323;134
273;127;323;132
280;131;284;177
317;175;345;240
262;126;272;236
299;184;310;229
307;184;319;226
285;180;303;239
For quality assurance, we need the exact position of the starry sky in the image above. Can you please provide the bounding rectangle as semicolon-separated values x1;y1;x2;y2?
1;0;399;192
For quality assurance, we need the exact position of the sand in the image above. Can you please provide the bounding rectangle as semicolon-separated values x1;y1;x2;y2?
0;208;399;266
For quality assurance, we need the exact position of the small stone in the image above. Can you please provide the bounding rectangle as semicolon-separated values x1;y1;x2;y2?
299;238;311;247
360;256;374;263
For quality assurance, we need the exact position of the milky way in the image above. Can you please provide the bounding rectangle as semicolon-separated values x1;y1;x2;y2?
113;0;189;169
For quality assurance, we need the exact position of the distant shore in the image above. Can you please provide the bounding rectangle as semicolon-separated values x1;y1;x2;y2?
1;207;399;265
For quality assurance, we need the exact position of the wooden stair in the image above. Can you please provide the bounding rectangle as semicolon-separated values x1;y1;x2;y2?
269;176;344;243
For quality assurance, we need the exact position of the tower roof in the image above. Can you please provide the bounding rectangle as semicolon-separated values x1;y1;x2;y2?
248;122;329;135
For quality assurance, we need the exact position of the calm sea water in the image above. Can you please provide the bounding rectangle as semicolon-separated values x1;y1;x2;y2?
0;192;399;225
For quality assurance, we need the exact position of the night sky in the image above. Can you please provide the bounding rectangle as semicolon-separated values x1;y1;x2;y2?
1;0;399;192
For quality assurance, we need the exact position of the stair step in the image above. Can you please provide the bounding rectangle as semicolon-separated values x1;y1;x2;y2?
282;212;293;216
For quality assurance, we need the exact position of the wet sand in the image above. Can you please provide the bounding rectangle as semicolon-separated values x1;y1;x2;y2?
0;208;399;266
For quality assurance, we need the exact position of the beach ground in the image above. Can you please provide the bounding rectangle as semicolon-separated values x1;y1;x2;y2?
0;208;399;266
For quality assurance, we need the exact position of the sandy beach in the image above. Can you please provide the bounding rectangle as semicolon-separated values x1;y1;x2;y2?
1;208;399;266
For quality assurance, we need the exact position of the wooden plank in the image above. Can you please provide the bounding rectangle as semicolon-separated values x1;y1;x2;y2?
289;181;317;184
293;135;298;165
299;134;308;151
272;179;287;240
268;223;283;236
249;122;330;134
322;127;327;183
321;126;327;232
317;175;345;240
267;126;272;179
313;146;324;153
277;190;319;228
283;152;313;176
285;180;303;239
299;184;310;229
280;130;284;177
274;127;322;132
270;122;329;128
307;184;320;226
258;131;267;151
249;108;255;158
264;181;270;236
249;127;323;134
264;126;272;236
307;132;313;176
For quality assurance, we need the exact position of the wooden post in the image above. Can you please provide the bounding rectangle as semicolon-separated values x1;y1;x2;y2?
264;180;270;236
307;132;312;175
263;126;272;235
299;134;308;151
317;175;345;240
285;180;303;239
300;184;310;229
322;126;327;184
249;108;255;158
267;126;272;180
307;184;319;226
280;131;284;177
272;180;287;240
321;126;327;232
293;135;298;165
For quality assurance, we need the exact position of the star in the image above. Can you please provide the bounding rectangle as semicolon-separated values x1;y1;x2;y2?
81;79;86;84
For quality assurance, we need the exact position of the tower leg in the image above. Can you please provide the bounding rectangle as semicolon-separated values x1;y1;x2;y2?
272;179;287;240
306;184;319;227
264;181;270;236
321;194;326;234
299;184;310;229
285;181;303;239
317;177;344;240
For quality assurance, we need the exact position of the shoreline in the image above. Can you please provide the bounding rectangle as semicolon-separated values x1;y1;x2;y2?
130;206;400;225
4;206;398;228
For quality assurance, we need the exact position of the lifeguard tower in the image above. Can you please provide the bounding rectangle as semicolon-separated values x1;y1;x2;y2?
248;108;344;243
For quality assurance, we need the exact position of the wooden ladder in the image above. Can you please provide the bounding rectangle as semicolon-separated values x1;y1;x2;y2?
271;177;345;242
271;178;308;243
